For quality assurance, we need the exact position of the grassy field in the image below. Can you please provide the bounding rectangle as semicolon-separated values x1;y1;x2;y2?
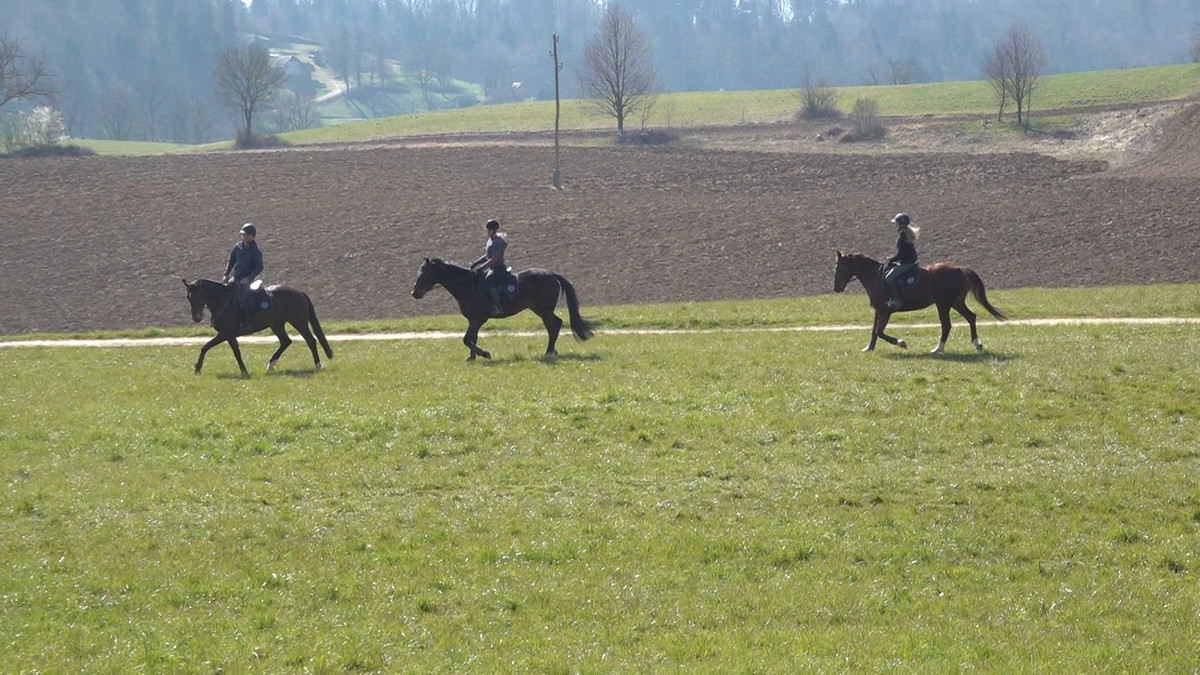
3;286;1198;670
67;62;1200;154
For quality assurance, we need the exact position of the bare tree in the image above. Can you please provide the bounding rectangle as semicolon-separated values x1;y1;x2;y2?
985;22;1047;126
213;42;287;145
1;32;56;110
578;2;659;135
271;91;316;132
984;46;1009;122
793;66;839;120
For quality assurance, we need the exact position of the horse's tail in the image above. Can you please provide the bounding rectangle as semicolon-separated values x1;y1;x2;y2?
307;295;334;358
554;274;595;341
966;269;1007;321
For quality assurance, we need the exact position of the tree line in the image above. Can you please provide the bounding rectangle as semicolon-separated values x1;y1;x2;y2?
3;0;1200;143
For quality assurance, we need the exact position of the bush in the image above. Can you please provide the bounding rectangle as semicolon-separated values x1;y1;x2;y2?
3;106;67;153
848;98;886;140
794;75;840;121
234;131;290;150
616;129;678;145
9;144;96;158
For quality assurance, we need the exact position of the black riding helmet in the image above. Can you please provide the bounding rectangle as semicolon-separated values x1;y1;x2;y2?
240;222;257;236
891;213;910;226
486;219;500;231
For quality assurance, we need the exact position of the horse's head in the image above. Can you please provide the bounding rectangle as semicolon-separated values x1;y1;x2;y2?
411;257;439;299
182;278;206;322
833;251;855;293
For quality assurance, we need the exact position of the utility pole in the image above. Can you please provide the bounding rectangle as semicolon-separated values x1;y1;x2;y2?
551;34;563;189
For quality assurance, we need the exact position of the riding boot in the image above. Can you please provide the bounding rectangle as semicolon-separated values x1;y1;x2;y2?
488;287;504;317
886;284;902;309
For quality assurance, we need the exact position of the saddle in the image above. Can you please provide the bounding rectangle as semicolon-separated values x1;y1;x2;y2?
885;263;921;309
478;269;518;299
248;279;272;312
893;265;922;290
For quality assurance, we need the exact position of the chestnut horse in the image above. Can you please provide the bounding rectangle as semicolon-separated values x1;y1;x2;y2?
833;251;1006;353
411;257;594;360
182;278;333;376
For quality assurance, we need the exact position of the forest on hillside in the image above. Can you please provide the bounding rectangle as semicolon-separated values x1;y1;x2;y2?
4;0;1200;142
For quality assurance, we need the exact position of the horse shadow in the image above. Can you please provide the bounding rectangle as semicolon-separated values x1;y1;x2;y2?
474;351;604;367
887;350;1017;363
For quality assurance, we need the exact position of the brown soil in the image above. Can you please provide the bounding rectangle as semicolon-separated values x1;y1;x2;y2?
3;102;1199;335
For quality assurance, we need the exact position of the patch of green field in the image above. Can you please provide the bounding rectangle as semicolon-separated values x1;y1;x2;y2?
2;289;1198;670
81;62;1200;153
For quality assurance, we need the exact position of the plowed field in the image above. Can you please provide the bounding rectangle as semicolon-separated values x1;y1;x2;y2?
3;104;1199;335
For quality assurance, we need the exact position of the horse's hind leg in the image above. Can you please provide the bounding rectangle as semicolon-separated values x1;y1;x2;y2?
955;301;983;351
268;325;293;371
540;311;563;356
228;337;250;377
291;322;323;370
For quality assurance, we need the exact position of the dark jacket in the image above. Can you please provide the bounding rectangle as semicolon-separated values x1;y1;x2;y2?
225;241;263;283
888;231;917;266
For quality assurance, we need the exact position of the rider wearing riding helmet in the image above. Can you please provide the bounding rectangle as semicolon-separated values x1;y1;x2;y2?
469;218;511;315
223;222;264;329
883;213;919;309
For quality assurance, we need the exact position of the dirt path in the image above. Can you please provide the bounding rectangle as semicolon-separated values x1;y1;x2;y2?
3;317;1196;349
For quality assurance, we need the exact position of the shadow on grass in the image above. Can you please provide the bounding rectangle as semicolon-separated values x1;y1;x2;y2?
887;350;1018;363
477;351;604;366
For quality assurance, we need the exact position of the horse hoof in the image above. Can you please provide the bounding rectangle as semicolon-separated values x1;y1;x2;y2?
267;361;276;371
973;340;984;351
480;351;492;360
316;361;324;371
897;340;907;349
862;345;875;352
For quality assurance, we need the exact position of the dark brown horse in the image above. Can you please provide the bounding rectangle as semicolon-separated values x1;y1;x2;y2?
833;251;1006;353
411;257;594;360
182;278;333;376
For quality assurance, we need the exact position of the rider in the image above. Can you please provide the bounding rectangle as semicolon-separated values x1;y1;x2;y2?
883;213;919;309
222;222;264;330
469;218;511;315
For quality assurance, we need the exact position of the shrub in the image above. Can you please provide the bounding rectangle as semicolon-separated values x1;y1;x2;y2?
848;98;886;140
794;74;840;121
616;129;678;145
234;131;290;150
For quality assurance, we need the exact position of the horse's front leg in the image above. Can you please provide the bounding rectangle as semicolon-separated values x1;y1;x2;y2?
195;334;227;374
931;305;953;354
868;309;907;351
463;320;490;361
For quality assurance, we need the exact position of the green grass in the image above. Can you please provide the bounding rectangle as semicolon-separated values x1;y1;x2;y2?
76;62;1200;154
283;62;1200;145
3;283;1198;343
3;287;1199;670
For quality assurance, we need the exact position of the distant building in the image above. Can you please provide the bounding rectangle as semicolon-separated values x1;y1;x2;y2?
271;55;318;99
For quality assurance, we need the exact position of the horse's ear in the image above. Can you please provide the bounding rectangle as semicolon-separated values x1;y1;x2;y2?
836;250;843;259
181;277;189;286
424;257;430;264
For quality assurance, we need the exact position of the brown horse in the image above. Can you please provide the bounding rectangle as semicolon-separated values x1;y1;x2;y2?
411;257;594;360
833;251;1007;353
182;278;333;376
